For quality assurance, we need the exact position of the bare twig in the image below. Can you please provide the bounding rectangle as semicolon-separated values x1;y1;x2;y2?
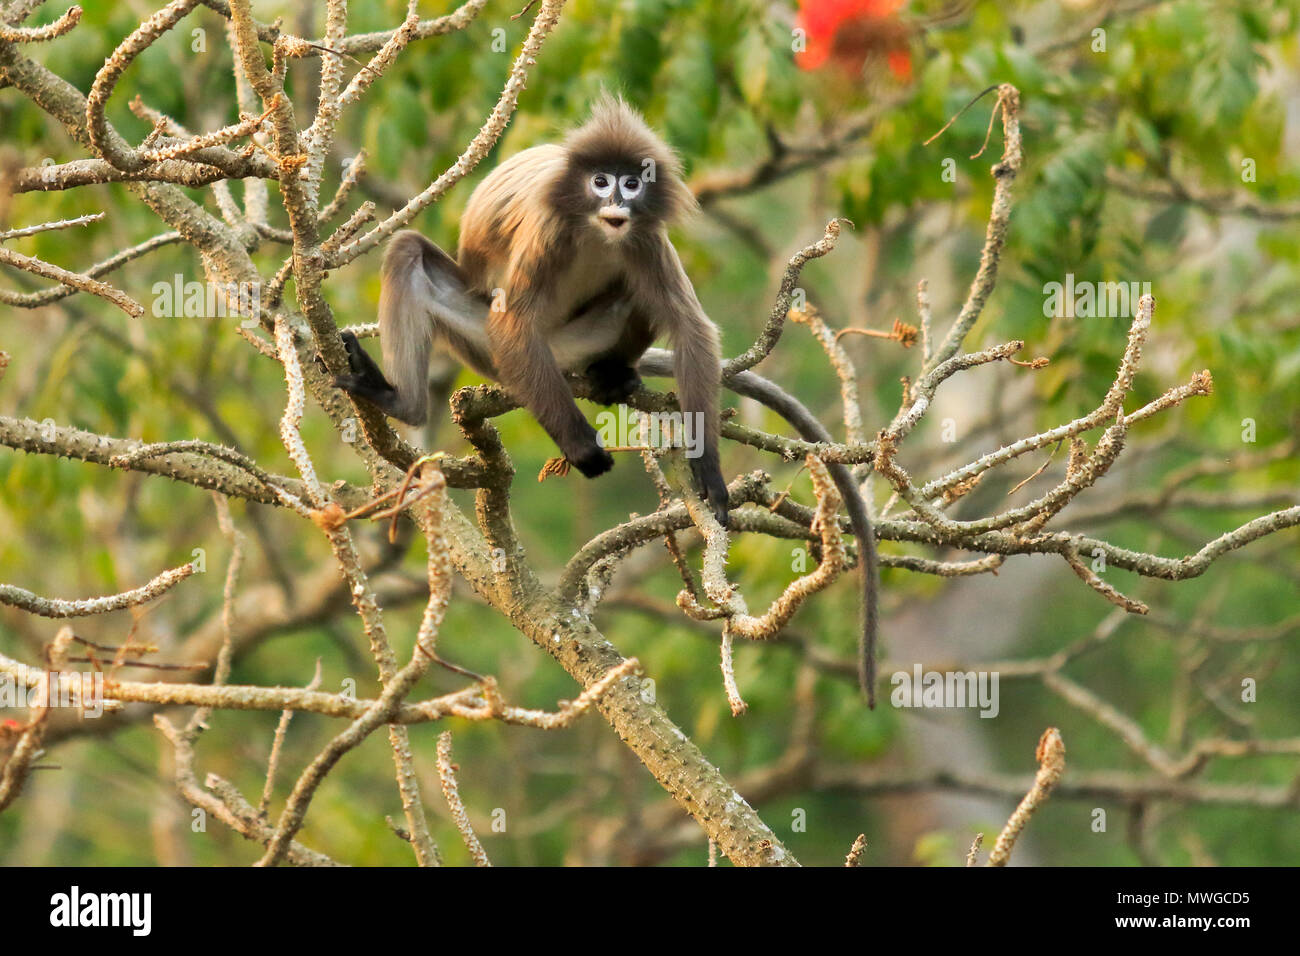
726;219;848;376
0;562;195;618
333;0;569;266
436;731;491;866
0;2;80;42
0;243;144;316
987;729;1066;866
845;834;868;867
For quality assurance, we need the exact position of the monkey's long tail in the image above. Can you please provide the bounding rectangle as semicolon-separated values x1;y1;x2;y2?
639;349;881;706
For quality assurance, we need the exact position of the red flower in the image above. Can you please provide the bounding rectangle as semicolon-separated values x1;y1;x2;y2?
796;0;912;80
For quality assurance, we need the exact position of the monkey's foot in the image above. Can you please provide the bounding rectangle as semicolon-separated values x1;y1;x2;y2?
337;330;388;383
585;357;642;405
333;371;398;406
332;331;403;417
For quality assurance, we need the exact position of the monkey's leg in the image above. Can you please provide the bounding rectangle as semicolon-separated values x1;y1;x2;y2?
369;230;497;426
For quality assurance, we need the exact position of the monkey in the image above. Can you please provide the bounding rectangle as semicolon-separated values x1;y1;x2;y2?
334;95;727;524
333;96;881;701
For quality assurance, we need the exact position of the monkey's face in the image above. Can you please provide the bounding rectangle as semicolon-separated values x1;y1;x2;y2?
584;169;650;243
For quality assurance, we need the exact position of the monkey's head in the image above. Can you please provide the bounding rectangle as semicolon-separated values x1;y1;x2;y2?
552;95;696;246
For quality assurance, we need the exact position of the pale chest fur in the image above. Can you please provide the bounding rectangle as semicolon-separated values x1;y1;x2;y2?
535;235;625;332
468;224;625;325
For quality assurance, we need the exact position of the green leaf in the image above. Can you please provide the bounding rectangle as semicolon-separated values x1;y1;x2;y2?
734;27;769;105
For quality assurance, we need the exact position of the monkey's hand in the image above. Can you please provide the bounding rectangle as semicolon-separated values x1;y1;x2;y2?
585;357;642;405
563;425;615;478
690;454;730;529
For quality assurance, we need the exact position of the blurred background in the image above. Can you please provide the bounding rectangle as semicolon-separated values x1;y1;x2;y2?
1;0;1297;865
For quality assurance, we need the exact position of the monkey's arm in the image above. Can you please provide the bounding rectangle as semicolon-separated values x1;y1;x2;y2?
486;281;614;479
627;235;729;527
639;348;881;703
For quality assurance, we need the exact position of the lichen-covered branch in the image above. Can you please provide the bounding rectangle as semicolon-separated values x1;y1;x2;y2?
987;729;1066;867
0;562;195;618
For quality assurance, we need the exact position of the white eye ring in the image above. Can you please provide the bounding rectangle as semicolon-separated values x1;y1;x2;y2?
619;176;642;198
590;173;615;199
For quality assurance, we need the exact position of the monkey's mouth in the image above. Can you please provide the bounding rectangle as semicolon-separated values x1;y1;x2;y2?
595;207;631;239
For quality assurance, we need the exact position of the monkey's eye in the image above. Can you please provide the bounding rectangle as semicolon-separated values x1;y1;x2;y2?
619;176;643;198
590;173;615;199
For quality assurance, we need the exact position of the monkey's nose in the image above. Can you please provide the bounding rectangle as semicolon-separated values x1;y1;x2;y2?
598;206;630;229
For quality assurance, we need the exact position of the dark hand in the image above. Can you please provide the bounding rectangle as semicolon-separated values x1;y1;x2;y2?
691;453;730;529
563;423;615;478
314;331;362;384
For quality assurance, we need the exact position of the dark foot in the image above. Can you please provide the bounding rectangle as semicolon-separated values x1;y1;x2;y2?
332;330;400;413
585;357;642;406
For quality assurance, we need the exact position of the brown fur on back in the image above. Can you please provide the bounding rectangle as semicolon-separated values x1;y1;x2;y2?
456;143;568;297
